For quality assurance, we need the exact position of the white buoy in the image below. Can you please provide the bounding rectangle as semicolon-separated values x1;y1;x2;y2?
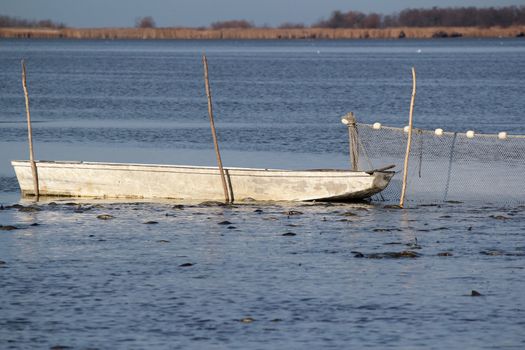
341;118;349;125
466;130;475;138
373;122;381;130
498;131;507;140
403;125;410;133
435;128;444;136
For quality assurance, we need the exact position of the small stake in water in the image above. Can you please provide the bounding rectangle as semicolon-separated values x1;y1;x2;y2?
21;60;39;200
399;67;416;208
202;55;230;203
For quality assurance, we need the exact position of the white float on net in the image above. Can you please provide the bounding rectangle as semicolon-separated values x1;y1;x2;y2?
498;131;507;140
466;130;475;138
373;122;381;130
435;128;444;136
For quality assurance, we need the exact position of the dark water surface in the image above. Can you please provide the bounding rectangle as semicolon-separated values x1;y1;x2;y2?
0;39;524;349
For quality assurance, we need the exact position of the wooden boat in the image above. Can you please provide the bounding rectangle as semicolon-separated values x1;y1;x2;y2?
13;59;394;203
11;160;394;202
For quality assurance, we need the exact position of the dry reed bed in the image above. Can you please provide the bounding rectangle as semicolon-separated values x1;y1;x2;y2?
1;26;524;40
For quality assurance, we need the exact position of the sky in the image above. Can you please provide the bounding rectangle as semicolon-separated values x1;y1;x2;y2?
2;0;525;28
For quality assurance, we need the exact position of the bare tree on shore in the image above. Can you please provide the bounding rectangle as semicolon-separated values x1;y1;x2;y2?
0;15;66;28
278;22;305;29
313;6;525;29
210;20;253;30
135;16;155;28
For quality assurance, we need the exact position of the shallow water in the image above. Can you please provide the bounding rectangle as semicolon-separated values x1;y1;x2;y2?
1;200;524;349
0;39;524;349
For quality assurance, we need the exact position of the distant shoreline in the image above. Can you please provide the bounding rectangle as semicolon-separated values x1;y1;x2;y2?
1;26;524;40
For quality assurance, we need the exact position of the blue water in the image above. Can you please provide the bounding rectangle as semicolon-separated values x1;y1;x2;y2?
0;39;524;349
1;39;524;189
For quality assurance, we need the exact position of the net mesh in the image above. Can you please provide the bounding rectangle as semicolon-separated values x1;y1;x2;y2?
354;123;525;204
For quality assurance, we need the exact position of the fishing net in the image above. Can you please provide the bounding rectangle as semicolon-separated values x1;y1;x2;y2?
352;122;525;204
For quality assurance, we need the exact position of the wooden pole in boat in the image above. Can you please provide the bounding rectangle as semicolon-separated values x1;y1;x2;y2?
202;55;230;203
399;67;417;208
21;60;40;199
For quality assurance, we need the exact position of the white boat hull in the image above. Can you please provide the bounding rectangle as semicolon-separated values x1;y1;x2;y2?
11;160;394;202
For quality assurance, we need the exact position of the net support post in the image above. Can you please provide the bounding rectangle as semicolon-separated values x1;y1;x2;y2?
341;112;359;171
399;67;417;208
